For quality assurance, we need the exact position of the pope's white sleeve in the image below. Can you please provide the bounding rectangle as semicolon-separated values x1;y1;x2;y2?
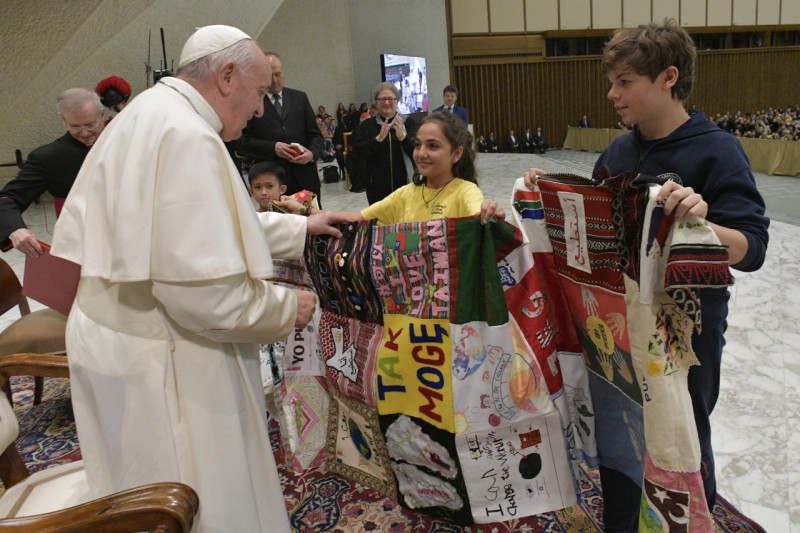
152;274;297;344
257;211;307;259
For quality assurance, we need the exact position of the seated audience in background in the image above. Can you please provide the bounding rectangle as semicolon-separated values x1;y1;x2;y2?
533;126;548;154
715;105;800;141
316;105;330;121
506;129;520;152
345;103;359;131
521;128;535;153
332;118;346;170
336;102;348;130
476;134;487;153
486;132;499;153
1;88;104;256
578;114;591;127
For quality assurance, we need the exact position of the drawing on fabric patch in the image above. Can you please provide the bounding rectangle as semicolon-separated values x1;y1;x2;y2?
642;478;690;531
585;315;634;385
490;346;545;421
498;259;518;287
521;290;546;319
648;302;694;376
384;231;420;255
518;452;543;479
325;324;358;382
557;191;592;273
391;461;465;510
581;285;599;316
453;324;487;380
513;192;545;220
564;384;594;441
386;415;458;479
347;418;373;460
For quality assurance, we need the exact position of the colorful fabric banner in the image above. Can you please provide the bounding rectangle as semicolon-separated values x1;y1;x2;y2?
305;216;579;526
526;172;732;532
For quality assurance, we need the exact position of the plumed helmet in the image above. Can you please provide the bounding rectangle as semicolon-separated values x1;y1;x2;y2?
94;76;132;108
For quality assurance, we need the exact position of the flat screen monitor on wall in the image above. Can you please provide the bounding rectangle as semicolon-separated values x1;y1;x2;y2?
380;53;428;114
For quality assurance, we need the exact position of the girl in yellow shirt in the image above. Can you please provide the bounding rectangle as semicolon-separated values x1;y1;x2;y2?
279;111;503;225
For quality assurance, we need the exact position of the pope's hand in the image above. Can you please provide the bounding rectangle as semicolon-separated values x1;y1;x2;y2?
307;211;346;238
293;289;317;329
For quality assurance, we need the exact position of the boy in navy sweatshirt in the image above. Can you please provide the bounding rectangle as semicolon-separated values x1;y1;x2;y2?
591;19;770;531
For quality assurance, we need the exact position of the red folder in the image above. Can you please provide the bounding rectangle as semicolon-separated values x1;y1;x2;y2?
22;241;81;316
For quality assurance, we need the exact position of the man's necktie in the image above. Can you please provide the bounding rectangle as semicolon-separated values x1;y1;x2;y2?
273;94;283;117
447;106;452;113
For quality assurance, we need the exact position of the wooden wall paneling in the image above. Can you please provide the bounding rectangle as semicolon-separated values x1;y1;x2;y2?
593;0;623;29
526;0;560;32
560;0;592;29
757;0;780;24
708;0;733;26
456;47;800;156
681;0;707;26
782;0;800;24
653;0;681;23
451;0;490;34
490;0;526;32
732;0;757;26
622;0;652;27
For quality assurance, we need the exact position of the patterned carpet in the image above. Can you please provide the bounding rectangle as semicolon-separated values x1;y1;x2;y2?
6;377;765;532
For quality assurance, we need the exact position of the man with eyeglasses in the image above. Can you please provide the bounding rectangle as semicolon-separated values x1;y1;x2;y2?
0;88;104;256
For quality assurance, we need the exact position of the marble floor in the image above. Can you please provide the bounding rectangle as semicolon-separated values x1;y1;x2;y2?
2;149;797;531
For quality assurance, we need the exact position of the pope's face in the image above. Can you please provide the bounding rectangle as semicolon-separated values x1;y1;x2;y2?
220;46;270;142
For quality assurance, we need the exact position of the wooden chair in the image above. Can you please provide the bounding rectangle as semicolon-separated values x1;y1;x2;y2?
0;257;67;405
0;353;199;532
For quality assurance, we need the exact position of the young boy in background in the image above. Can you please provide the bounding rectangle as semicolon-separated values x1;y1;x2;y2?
593;19;769;531
249;161;288;212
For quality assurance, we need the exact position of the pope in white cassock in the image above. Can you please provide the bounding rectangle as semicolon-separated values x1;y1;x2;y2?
51;25;344;532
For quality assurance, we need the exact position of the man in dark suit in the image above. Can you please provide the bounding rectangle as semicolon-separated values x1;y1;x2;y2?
236;52;325;203
533;126;549;154
521;128;535;153
432;85;468;124
506;129;520;153
486;132;499;153
0;88;103;256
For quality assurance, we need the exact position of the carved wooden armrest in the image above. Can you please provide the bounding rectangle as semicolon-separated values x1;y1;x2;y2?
0;482;199;532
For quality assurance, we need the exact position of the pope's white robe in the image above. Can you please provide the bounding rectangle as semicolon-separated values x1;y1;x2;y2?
52;77;306;532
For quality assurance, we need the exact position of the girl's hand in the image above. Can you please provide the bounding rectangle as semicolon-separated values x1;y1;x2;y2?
480;199;506;224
